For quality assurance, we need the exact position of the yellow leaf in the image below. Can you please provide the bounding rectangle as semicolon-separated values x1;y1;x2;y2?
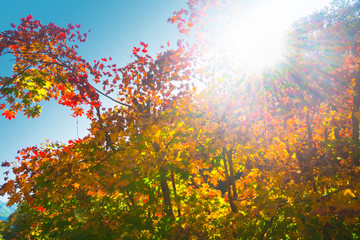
190;167;199;175
344;189;356;198
193;176;202;185
209;177;219;186
155;129;161;139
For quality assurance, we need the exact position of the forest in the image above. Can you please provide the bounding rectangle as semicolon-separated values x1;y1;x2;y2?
0;0;360;239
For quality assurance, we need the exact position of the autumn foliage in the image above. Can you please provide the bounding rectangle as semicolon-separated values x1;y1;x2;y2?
1;0;360;239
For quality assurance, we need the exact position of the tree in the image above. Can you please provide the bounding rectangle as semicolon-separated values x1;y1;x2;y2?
0;209;32;240
0;15;99;119
1;0;360;239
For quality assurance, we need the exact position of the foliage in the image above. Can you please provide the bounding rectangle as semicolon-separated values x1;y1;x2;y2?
1;0;360;239
0;209;33;240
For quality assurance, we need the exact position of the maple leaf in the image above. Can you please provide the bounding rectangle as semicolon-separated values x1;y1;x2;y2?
25;14;33;20
2;3;360;238
1;161;10;167
2;109;15;120
0;180;15;194
8;45;18;51
140;41;148;48
343;189;356;198
72;107;84;117
36;206;46;212
133;47;140;55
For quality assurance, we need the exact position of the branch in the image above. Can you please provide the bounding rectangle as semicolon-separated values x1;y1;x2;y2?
91;86;131;108
56;65;72;91
40;60;132;108
259;216;275;240
0;66;31;91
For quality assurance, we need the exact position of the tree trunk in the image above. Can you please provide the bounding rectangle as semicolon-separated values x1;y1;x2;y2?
160;166;174;219
171;170;181;217
225;148;238;201
222;148;237;213
352;70;360;142
306;111;313;145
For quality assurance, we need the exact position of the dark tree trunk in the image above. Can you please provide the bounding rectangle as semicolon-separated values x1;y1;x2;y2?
352;70;360;142
225;148;238;201
160;166;174;219
171;169;181;217
306;111;313;144
222;148;237;213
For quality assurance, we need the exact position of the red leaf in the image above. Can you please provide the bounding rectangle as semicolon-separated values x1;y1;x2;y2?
2;109;15;120
140;41;148;48
73;106;84;116
36;206;45;212
26;15;33;21
133;47;140;55
9;45;18;51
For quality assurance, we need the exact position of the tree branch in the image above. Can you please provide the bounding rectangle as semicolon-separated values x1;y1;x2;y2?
0;66;31;92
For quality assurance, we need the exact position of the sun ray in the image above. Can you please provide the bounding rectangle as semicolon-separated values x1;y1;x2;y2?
204;0;332;76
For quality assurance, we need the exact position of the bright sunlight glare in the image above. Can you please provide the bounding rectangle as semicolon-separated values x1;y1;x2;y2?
214;0;332;73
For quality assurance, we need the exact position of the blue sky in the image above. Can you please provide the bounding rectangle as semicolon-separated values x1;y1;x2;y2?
0;0;332;202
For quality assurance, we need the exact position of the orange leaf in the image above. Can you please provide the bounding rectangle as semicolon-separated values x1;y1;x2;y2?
2;109;15;120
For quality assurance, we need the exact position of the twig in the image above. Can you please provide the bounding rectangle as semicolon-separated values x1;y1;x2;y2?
92;86;131;108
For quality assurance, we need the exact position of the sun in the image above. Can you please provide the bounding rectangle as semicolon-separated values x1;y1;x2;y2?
212;1;294;74
217;20;286;73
